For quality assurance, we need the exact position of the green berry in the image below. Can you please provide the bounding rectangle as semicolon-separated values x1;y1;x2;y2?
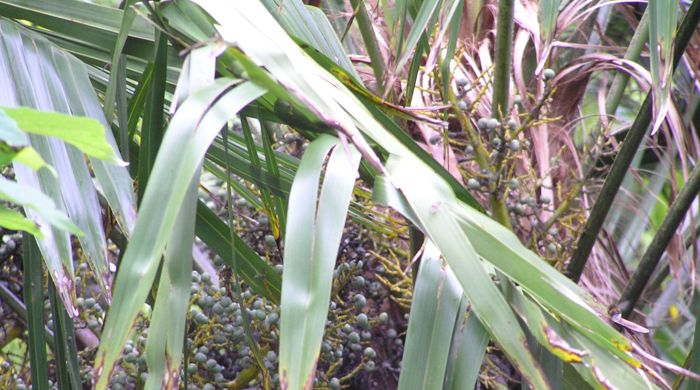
457;101;468;111
507;119;517;129
357;313;369;329
267;312;279;324
509;139;521;152
85;298;96;308
348;331;361;343
206;358;217;370
464;145;474;154
486;118;499;130
195;352;207;363
387;328;397;338
342;324;353;333
87;318;99;330
275;264;284;274
329;377;341;390
187;363;198;373
322;341;332;352
455;77;468;87
264;235;276;249
352;276;366;288
543;68;556;80
513;94;522;105
353;294;367;309
492;137;501;147
540;194;551;204
378;312;389;323
124;352;138;363
467;178;480;190
194;312;209;325
514;204;525;215
477;118;488;129
363;347;376;359
201;272;211;284
365;360;376;371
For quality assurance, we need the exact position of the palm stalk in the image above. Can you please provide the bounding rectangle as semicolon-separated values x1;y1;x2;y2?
489;0;516;229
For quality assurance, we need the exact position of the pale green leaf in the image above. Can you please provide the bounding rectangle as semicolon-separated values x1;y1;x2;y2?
2;106;125;164
0;204;42;238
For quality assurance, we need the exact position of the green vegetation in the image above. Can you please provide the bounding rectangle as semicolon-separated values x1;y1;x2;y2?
1;0;700;389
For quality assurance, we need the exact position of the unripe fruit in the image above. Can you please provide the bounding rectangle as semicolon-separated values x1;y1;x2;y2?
543;68;556;80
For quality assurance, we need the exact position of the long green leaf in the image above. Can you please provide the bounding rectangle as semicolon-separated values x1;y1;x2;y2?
22;233;50;389
144;169;199;389
279;135;361;389
386;155;550;389
143;44;213;389
93;79;266;388
443;304;489;390
398;241;463;390
103;0;138;122
0;17;137;312
394;0;442;73
137;29;168;202
648;0;678;134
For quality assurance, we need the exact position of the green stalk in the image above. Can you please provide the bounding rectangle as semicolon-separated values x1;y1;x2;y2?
566;0;700;282
618;163;700;318
490;0;515;229
491;0;514;119
349;0;386;93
